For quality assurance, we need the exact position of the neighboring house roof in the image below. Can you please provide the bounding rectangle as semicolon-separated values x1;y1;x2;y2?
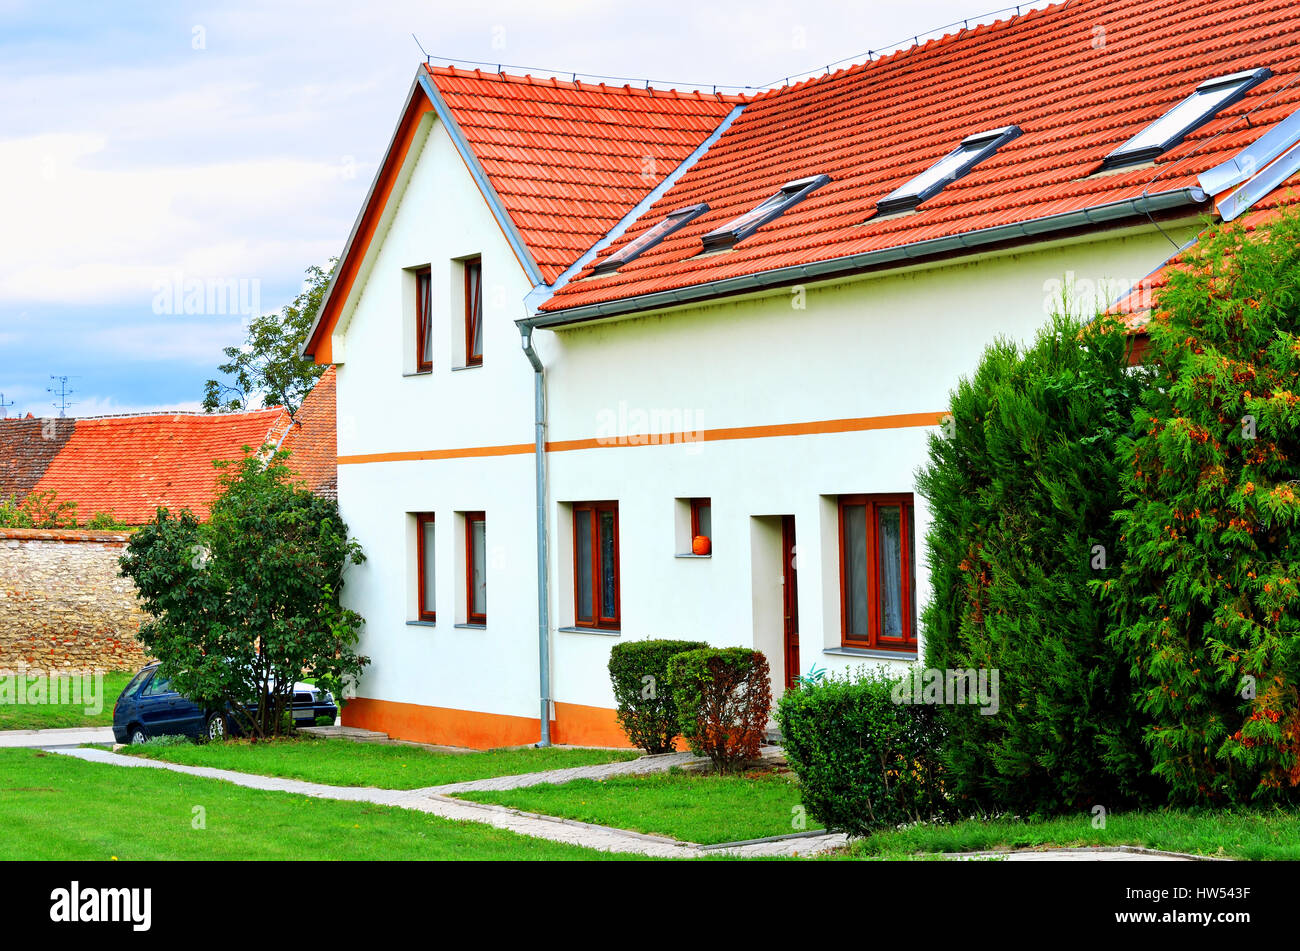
427;66;743;284
24;409;284;525
0;417;74;502
537;0;1300;318
275;365;338;500
0;370;339;524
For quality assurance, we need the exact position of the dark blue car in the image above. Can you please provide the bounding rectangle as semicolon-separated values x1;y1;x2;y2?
112;663;338;744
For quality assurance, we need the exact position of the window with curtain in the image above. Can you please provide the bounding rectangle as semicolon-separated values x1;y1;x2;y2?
465;511;486;624
416;513;435;622
464;257;482;366
573;501;619;629
690;498;711;542
415;267;432;373
839;494;916;649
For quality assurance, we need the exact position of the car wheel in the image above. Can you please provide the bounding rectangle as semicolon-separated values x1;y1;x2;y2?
130;726;148;745
206;713;228;741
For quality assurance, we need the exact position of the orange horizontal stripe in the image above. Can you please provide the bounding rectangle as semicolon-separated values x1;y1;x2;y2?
338;410;945;465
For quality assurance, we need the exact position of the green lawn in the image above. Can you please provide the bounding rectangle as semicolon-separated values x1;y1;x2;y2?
846;808;1300;860
454;767;821;845
0;670;134;731
124;735;640;789
0;749;628;860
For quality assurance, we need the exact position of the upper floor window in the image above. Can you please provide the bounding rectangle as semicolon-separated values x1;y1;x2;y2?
701;175;830;252
464;257;483;366
690;498;711;553
839;494;916;650
874;126;1021;216
1101;68;1271;171
414;266;432;373
574;501;619;630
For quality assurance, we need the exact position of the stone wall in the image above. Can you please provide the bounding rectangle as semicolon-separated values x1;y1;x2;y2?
0;528;150;670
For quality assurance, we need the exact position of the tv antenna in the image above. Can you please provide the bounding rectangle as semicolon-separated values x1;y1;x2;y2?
0;393;13;419
47;375;78;418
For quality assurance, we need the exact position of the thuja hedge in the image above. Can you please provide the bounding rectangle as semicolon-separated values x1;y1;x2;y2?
1101;209;1300;806
917;312;1158;814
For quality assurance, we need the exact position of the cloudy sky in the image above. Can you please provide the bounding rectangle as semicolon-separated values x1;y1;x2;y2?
0;0;1047;418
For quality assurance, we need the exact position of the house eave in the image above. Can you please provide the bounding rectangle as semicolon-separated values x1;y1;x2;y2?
520;187;1209;330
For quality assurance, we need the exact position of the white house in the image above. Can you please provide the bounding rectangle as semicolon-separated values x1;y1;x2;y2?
302;0;1300;749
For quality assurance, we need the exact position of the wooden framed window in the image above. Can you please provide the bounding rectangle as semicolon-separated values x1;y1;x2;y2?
465;511;486;624
464;257;483;366
416;513;436;622
573;501;619;630
839;494;916;650
689;498;711;541
414;267;433;373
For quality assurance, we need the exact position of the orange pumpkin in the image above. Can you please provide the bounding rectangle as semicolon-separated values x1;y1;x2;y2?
692;535;711;556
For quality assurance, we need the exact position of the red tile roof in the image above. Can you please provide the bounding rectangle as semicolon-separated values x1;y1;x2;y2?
26;409;284;525
427;66;742;284
1;371;340;524
539;0;1300;314
276;366;337;499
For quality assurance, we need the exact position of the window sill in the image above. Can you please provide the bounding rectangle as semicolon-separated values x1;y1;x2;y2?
402;370;433;378
675;553;711;559
557;626;620;636
451;363;483;372
823;646;918;662
405;620;437;628
454;623;487;630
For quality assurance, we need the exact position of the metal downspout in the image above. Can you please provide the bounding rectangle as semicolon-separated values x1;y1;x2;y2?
521;326;551;746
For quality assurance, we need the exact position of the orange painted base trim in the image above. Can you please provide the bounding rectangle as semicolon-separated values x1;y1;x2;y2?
343;697;546;750
342;696;690;751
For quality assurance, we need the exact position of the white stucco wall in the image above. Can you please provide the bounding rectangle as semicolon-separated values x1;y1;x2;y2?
331;112;1198;734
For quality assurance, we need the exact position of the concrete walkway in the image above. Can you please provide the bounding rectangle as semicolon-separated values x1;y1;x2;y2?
0;726;115;748
49;746;847;858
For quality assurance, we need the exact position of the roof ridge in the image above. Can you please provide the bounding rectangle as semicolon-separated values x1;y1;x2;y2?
425;63;748;103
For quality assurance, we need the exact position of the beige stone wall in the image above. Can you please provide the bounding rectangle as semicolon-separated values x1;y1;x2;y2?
0;528;150;671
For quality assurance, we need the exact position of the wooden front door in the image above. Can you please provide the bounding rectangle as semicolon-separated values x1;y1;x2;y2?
782;515;800;689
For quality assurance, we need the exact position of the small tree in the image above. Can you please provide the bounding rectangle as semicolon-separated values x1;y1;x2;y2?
1103;206;1300;805
120;448;367;737
667;647;771;771
203;260;335;417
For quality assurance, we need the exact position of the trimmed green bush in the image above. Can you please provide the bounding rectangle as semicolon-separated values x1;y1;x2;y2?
775;671;949;835
608;639;707;753
666;647;770;771
916;311;1156;814
1102;207;1300;805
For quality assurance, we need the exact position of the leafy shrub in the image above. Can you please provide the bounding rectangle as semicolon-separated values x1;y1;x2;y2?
0;490;78;529
666;647;770;771
1103;207;1300;805
775;671;949;835
138;734;193;748
83;511;128;531
608;639;708;753
916;311;1156;814
120;449;368;738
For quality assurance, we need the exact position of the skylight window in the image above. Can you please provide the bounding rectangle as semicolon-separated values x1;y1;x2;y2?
1101;67;1271;170
591;203;709;276
874;126;1021;216
700;174;830;252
